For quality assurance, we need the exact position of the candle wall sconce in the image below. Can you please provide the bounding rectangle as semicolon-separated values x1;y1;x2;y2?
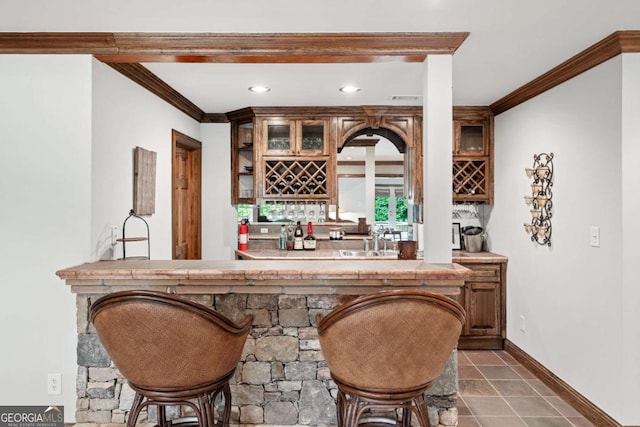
523;153;553;246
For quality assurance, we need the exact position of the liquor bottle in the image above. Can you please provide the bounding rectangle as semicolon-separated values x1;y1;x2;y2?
286;223;294;251
303;221;317;251
278;224;287;250
293;221;304;250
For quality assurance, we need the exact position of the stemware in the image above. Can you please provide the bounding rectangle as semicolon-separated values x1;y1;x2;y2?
298;203;306;221
276;202;285;221
318;203;326;223
286;202;295;221
307;204;316;222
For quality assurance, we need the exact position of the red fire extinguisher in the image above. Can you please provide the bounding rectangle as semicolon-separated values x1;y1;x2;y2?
238;218;249;250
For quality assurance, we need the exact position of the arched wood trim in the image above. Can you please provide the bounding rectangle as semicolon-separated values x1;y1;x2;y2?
341;127;407;154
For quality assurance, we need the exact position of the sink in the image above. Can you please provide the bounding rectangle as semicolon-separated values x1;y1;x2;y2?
339;249;398;258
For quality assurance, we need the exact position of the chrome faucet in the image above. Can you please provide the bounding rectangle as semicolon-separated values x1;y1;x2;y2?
372;231;382;252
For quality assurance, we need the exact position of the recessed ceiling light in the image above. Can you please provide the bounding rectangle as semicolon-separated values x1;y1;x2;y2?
248;85;270;93
339;85;361;93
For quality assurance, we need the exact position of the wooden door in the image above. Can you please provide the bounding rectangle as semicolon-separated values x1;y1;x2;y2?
172;130;201;259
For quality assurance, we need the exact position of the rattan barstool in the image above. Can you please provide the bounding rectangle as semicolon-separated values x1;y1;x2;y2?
90;290;252;427
317;290;465;427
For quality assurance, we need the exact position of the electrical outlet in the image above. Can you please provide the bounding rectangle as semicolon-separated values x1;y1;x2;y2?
590;226;600;247
111;225;119;246
519;315;526;332
260;228;269;234
47;373;61;395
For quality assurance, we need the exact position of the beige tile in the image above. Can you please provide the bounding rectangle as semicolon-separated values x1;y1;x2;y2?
526;379;556;397
544;396;583;418
512;364;538;379
465;351;507;366
505;396;562;417
476;416;528;426
490;380;538;396
457;415;481;427
459;365;484;379
463;396;517;416
495;350;520;366
458;351;473;366
459;379;499;396
567;417;595;426
477;365;521;380
521;417;574;427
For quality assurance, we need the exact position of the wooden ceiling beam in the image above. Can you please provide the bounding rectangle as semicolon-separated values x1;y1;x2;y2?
0;32;469;63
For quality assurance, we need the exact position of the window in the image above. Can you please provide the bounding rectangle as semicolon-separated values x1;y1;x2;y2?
375;197;408;222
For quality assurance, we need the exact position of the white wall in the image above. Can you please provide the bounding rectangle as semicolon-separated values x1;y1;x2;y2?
91;59;201;260
201;123;237;259
489;56;640;423
0;55;92;421
620;53;640;424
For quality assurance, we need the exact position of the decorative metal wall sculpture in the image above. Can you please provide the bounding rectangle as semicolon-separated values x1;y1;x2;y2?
523;153;553;246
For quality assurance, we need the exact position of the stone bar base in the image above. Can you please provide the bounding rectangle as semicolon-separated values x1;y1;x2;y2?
76;293;459;427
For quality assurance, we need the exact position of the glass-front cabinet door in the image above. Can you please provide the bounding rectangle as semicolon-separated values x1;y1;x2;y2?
453;119;488;156
298;120;328;155
262;119;328;156
264;120;295;155
231;121;256;204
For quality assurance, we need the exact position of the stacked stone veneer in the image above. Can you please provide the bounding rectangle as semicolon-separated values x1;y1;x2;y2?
76;293;458;426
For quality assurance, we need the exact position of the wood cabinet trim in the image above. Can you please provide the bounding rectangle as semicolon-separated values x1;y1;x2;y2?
491;31;640;115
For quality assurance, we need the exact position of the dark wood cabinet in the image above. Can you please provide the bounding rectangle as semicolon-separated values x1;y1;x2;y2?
453;106;494;204
229;107;337;203
229;106;425;206
457;257;507;350
230;116;256;205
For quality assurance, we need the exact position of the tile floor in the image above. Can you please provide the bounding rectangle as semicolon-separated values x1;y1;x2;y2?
457;350;594;427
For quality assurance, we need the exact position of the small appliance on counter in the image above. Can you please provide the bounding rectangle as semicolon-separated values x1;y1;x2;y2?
462;226;484;252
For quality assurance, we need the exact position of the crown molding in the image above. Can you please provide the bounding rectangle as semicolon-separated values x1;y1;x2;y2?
104;62;205;122
491;31;640;115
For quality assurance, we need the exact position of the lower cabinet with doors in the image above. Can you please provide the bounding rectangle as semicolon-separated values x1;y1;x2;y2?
454;252;507;350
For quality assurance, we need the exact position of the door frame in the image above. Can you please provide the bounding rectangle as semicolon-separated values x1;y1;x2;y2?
171;129;202;259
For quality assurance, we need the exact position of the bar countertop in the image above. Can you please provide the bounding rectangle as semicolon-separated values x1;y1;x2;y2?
236;249;507;263
56;258;471;295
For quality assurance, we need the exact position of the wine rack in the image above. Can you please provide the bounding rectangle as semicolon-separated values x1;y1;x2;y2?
264;159;328;197
453;159;488;199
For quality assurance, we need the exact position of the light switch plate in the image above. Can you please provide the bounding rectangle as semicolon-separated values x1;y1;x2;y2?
590;226;600;247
